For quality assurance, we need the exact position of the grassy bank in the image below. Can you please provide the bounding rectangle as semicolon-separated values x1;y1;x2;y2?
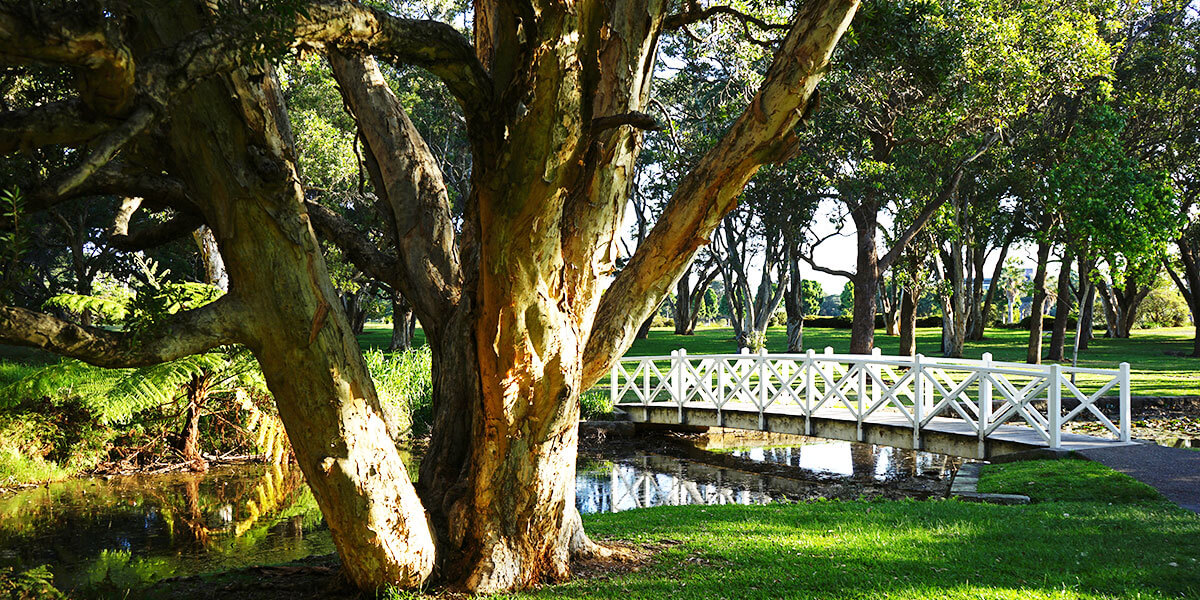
522;460;1199;600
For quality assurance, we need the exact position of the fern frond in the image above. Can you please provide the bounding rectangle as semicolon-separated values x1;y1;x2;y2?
43;294;130;322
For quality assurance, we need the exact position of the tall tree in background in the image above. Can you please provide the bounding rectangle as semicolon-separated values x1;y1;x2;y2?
805;0;1112;354
0;0;857;592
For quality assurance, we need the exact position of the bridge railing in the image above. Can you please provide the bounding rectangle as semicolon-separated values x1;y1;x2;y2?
609;348;1132;450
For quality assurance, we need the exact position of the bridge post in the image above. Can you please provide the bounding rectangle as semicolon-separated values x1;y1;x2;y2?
913;354;924;449
856;353;866;442
979;352;992;458
758;348;769;431
870;347;881;407
1048;363;1062;449
1119;362;1131;442
804;349;815;435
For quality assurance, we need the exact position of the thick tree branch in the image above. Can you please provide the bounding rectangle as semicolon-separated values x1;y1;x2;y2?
19;162;195;217
0;295;247;368
327;51;461;326
591;111;661;133
304;199;401;288
583;0;860;387
294;2;492;122
48;103;156;199
0;5;136;115
665;5;793;32
0;99;118;155
109;212;204;251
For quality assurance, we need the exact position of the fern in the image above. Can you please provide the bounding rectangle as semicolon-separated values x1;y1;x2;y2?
43;293;131;323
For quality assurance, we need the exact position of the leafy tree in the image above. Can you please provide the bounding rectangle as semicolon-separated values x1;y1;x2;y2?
0;0;855;591
804;0;1114;353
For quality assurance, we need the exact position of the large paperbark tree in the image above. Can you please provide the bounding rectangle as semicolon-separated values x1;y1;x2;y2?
0;0;858;593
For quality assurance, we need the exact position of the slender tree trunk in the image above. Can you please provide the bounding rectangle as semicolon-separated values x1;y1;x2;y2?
1079;278;1096;351
674;267;694;335
1166;238;1200;355
1048;253;1073;361
1027;240;1052;364
1078;256;1096;348
899;288;917;356
177;373;208;465
980;233;1016;335
635;315;654;339
784;247;804;352
966;246;986;340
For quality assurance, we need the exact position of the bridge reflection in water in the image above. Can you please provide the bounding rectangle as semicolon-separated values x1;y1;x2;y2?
575;439;959;514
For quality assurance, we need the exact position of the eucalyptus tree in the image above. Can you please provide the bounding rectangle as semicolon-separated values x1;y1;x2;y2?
0;0;857;592
803;0;1113;354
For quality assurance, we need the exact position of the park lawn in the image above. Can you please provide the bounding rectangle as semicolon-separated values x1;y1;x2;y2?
517;461;1200;600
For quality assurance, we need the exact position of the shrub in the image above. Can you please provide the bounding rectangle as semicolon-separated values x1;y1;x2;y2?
365;347;434;438
579;389;614;420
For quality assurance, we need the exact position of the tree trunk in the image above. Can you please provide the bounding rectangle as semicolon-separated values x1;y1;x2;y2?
785;247;804;353
674;269;694;335
177;373;208;464
965;245;986;340
899;288;917;356
849;209;879;354
1077;257;1096;348
635;315;654;339
1027;240;1052;364
1165;235;1200;356
140;11;436;587
389;294;416;351
980;232;1016;335
1048;253;1072;361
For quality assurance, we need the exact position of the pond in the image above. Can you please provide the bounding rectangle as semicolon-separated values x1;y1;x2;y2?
0;435;961;597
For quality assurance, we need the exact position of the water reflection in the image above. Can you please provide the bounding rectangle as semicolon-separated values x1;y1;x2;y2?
726;441;956;481
577;459;772;514
0;465;332;595
576;438;958;514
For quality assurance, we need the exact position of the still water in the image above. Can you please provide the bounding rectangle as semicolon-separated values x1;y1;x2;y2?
0;437;959;595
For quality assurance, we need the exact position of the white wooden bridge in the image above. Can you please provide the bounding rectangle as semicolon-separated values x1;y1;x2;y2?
610;348;1136;459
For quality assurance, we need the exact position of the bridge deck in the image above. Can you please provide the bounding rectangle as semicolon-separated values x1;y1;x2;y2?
622;401;1137;460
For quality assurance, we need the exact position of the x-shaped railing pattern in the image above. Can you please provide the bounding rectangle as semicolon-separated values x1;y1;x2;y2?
610;348;1132;449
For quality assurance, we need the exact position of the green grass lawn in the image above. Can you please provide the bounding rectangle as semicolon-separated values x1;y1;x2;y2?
515;461;1200;600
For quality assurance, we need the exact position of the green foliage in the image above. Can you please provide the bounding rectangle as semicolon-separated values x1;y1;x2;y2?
1048;105;1181;281
365;347;434;438
0;565;65;600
